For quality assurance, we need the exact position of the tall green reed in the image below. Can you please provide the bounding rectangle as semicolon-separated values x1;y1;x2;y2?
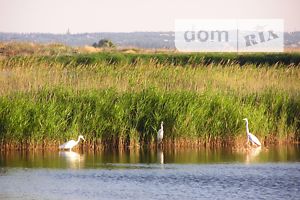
0;88;299;145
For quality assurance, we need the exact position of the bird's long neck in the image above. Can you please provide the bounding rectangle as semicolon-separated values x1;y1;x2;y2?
161;124;163;130
76;137;81;144
245;121;250;135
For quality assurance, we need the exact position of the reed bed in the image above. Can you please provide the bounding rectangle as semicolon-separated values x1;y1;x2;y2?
0;88;299;149
1;57;299;95
0;51;300;148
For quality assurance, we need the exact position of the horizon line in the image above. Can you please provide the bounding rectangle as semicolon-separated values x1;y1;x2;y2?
1;31;300;34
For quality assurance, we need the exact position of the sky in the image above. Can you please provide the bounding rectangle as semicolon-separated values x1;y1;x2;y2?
0;0;299;33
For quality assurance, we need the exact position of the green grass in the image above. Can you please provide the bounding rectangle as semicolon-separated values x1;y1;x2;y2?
0;88;299;146
2;51;300;68
1;56;300;96
0;50;300;147
45;52;300;66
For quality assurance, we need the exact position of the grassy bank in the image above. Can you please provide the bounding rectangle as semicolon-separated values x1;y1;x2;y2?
0;47;300;149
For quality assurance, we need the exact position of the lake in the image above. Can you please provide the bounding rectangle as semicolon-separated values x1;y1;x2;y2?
0;145;300;200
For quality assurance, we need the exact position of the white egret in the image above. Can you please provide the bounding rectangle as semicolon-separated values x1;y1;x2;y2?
243;118;261;147
157;121;164;144
59;135;85;151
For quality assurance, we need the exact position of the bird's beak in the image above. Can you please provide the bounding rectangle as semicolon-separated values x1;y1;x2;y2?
243;118;247;120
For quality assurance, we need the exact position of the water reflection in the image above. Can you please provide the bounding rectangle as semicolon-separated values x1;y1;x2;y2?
245;146;262;164
0;168;8;175
157;148;164;164
59;151;84;169
0;145;299;169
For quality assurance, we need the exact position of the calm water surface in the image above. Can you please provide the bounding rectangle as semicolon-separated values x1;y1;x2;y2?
0;145;300;200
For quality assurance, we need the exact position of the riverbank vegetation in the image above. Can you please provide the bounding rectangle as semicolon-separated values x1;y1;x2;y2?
0;42;299;149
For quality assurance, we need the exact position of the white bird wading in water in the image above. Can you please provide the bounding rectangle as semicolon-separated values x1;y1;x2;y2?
157;121;164;144
59;135;86;151
243;118;261;147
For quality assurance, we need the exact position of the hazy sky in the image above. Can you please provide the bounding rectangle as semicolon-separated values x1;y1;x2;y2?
0;0;299;33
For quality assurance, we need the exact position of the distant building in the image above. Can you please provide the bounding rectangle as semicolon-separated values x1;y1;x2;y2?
66;28;71;35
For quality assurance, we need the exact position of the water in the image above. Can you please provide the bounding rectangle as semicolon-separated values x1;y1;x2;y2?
1;145;300;200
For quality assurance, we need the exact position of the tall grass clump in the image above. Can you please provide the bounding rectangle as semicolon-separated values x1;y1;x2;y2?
0;88;299;148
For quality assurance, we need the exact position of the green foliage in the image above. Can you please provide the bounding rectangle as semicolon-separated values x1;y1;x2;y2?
0;50;300;146
92;39;116;48
0;88;299;144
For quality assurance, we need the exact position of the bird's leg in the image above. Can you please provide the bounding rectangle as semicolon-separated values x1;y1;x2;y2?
158;141;163;149
245;137;250;147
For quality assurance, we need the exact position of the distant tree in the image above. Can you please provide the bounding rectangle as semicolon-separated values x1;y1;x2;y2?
92;42;98;48
92;39;116;48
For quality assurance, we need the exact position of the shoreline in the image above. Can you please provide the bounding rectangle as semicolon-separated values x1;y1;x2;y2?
0;46;299;150
1;136;298;151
